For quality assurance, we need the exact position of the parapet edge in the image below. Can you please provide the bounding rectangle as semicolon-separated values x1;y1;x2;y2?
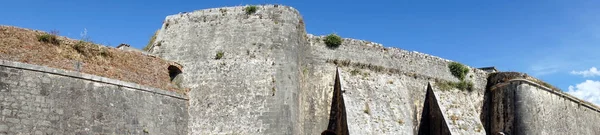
306;34;490;75
165;4;301;20
0;59;188;100
492;78;600;113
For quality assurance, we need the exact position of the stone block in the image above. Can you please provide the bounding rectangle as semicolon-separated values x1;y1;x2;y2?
6;118;19;124
0;124;7;131
1;109;10;116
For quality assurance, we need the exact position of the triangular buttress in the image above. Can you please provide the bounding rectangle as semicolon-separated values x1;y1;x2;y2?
322;68;349;135
417;83;451;135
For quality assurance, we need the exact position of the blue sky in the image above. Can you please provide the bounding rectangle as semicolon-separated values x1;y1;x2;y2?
2;0;600;104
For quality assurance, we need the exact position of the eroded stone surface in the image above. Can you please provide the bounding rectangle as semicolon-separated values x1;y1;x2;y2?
149;4;492;135
0;62;188;135
3;4;598;135
150;5;306;135
489;80;600;135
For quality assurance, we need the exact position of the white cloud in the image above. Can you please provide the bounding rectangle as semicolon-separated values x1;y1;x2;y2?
570;67;600;77
567;80;600;105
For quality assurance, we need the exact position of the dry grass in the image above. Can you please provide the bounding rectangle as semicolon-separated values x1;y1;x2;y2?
0;25;187;94
143;30;159;51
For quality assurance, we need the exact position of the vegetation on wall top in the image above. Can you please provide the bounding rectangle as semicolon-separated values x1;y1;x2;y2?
439;62;474;91
245;5;258;15
143;30;159;51
324;34;342;48
448;62;469;80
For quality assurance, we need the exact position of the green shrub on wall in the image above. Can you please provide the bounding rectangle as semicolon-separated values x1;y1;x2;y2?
438;62;475;92
448;62;469;80
323;34;342;48
245;6;258;15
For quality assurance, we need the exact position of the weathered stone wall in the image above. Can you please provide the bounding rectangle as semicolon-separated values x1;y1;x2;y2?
489;79;600;135
0;60;188;135
149;5;306;134
149;4;600;135
300;34;489;134
417;84;451;135
149;4;491;134
5;4;600;135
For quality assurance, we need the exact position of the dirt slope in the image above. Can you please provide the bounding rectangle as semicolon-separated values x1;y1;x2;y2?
0;25;186;94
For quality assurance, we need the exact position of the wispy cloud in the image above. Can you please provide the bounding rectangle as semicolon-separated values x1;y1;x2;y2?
528;61;562;77
571;67;600;77
567;80;600;105
526;46;600;77
530;67;559;76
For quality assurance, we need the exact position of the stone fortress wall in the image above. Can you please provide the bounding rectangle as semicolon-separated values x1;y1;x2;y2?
147;4;600;135
147;4;525;135
149;5;307;134
2;4;600;135
489;79;600;134
0;60;188;134
300;34;489;134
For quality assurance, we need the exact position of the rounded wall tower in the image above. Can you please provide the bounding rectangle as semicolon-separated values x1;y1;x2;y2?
148;5;307;135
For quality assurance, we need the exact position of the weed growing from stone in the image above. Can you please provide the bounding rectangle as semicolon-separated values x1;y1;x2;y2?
455;80;474;91
436;79;474;92
143;30;159;51
443;62;474;91
448;62;469;80
350;69;361;76
245;6;258;15
219;8;228;16
215;51;224;59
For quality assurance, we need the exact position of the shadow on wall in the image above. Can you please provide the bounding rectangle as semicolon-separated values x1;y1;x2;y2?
322;68;349;135
417;83;451;135
480;72;526;135
168;65;184;89
321;68;454;135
